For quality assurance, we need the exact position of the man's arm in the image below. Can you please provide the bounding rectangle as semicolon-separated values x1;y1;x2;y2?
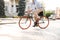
36;2;44;12
25;10;32;13
25;2;32;13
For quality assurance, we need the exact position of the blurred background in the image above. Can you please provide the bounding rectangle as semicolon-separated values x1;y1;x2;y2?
0;0;60;19
0;0;60;40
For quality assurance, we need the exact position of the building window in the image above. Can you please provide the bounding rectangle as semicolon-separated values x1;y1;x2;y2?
16;5;19;13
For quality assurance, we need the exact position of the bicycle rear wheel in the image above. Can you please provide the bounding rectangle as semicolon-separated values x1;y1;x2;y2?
38;16;49;29
19;18;31;30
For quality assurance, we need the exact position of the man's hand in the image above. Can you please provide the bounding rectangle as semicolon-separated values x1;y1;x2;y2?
25;10;32;13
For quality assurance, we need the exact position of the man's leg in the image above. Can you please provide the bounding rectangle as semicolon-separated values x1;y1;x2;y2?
38;11;44;23
33;10;40;27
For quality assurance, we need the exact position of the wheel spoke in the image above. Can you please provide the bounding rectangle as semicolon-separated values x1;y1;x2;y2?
19;18;31;30
38;16;49;29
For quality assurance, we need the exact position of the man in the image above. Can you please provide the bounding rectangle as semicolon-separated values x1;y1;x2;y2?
25;0;44;27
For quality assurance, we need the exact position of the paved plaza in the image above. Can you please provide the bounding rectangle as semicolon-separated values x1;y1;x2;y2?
0;18;60;40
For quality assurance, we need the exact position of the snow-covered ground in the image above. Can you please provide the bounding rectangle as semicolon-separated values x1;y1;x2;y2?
0;18;60;40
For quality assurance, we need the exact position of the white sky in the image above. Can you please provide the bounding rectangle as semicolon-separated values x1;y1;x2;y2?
37;0;60;10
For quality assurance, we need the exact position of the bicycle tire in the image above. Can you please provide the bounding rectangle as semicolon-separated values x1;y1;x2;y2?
19;18;31;30
38;16;49;29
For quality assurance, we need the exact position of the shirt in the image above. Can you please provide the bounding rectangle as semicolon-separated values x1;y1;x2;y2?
25;2;43;13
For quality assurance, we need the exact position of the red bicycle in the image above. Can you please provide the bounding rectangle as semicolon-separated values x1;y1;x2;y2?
19;14;49;30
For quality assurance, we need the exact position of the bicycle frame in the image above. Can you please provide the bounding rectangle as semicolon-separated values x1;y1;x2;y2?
19;15;49;30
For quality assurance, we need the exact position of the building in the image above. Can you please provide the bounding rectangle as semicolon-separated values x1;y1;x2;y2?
4;0;19;17
55;7;60;19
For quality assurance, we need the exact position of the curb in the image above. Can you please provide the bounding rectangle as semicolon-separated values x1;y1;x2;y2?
0;22;16;25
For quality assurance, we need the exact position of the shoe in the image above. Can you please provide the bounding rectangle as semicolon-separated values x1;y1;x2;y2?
33;22;37;27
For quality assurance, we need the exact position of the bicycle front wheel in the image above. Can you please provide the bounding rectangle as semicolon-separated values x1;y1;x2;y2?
19;18;31;30
38;16;49;29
